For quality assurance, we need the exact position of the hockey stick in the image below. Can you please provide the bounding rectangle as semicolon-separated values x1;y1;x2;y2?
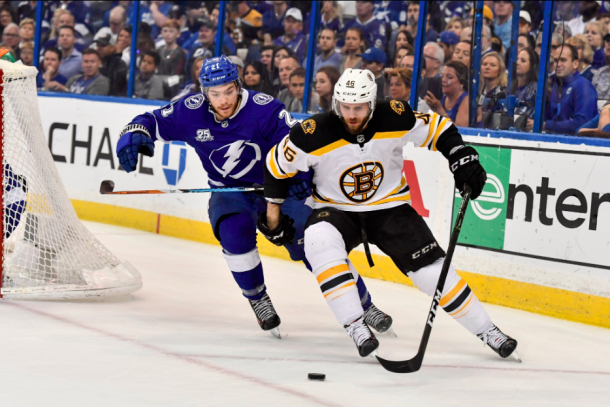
375;186;472;374
99;180;263;195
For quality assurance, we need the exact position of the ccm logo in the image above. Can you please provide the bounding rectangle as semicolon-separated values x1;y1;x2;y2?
411;242;438;259
427;289;442;327
450;154;479;172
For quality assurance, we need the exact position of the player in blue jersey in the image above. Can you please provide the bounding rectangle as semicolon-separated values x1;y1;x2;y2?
116;55;393;338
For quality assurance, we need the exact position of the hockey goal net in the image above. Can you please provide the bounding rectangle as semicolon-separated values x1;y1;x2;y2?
0;60;142;299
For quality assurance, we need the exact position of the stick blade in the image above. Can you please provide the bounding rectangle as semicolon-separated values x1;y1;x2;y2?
375;355;422;373
100;180;115;194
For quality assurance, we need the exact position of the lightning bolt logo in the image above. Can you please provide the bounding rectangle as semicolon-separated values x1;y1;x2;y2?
220;140;246;177
210;140;261;179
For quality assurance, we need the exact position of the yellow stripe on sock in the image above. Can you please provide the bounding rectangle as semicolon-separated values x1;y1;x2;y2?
317;264;350;284
440;278;466;307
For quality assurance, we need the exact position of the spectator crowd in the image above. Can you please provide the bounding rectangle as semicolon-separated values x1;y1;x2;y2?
3;1;610;137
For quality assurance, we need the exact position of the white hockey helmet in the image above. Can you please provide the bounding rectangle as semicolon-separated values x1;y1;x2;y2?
332;69;377;124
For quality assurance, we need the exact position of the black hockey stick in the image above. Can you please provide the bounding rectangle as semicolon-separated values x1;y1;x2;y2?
375;186;472;374
99;180;263;195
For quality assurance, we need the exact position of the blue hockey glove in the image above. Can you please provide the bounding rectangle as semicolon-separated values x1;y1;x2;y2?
287;178;312;201
116;124;155;173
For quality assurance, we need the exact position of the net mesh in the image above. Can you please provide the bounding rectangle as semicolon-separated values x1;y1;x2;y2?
1;61;141;299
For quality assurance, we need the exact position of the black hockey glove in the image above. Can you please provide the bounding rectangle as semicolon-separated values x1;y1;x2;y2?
449;146;487;200
257;211;296;246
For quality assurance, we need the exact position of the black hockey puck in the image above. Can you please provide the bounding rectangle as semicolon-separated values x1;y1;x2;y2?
308;373;325;381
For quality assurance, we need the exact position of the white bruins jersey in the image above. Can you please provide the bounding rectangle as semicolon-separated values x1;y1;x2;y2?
265;100;464;212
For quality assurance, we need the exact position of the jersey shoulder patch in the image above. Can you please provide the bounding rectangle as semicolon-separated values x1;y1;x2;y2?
389;100;406;115
289;112;344;154
368;100;417;132
300;118;317;134
184;93;205;109
252;92;274;105
246;91;283;113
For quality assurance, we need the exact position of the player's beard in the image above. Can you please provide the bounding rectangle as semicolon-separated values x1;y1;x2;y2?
341;116;368;135
212;95;242;120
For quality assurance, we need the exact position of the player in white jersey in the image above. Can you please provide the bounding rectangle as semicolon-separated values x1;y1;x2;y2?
258;68;519;359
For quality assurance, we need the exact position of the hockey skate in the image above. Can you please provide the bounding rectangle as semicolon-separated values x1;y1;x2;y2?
477;324;521;362
249;293;282;339
363;303;396;337
345;316;379;357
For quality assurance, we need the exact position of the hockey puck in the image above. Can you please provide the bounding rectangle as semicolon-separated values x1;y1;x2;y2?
308;373;325;381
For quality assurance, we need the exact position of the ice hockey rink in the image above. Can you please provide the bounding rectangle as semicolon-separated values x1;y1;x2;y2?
1;221;609;407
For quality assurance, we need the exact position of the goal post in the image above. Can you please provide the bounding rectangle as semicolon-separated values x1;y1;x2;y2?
0;60;142;299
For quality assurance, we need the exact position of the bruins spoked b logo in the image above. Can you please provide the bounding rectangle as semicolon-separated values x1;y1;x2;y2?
301;119;316;134
340;162;384;202
390;100;405;115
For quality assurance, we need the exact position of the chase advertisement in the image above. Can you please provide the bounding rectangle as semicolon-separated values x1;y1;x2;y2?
39;96;211;222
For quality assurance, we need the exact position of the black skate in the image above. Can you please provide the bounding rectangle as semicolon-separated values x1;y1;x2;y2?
477;324;521;362
363;303;396;336
249;293;281;339
344;316;379;357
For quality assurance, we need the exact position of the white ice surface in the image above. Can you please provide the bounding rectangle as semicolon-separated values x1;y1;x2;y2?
1;221;609;407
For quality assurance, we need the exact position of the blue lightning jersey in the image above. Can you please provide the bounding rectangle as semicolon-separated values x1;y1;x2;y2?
128;90;300;188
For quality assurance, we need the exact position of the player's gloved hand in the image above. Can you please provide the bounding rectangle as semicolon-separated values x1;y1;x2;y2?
4;164;27;193
287;178;312;200
257;211;296;246
116;127;155;173
449;146;487;200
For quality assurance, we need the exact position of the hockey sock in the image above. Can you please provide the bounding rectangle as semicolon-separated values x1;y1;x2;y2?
408;258;492;335
305;222;366;325
217;213;267;300
347;259;372;310
223;248;266;300
439;278;492;335
314;260;364;326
